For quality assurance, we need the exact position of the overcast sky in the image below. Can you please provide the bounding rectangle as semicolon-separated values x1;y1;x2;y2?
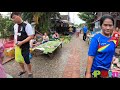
0;12;9;16
0;12;85;25
59;12;85;25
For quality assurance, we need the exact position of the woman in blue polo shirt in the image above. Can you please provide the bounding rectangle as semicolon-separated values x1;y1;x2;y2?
85;15;116;78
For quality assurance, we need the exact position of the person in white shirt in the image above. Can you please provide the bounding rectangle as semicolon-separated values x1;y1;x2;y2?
42;32;49;44
30;35;37;48
11;12;34;78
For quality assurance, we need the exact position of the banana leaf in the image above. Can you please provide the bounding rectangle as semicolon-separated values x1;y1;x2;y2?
34;40;62;54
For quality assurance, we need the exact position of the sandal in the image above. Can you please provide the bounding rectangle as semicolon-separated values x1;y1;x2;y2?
28;73;33;78
18;71;26;76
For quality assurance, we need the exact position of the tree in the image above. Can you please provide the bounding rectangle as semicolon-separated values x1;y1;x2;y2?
0;15;14;39
21;12;33;23
74;24;79;27
21;12;61;34
77;12;95;29
78;23;85;28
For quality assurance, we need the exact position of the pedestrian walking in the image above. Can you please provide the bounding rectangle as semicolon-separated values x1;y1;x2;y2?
11;12;34;78
76;27;81;38
82;24;88;41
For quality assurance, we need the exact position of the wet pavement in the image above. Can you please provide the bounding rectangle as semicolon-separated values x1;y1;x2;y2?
3;33;89;78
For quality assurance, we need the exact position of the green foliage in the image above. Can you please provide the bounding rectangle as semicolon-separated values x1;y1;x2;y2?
36;40;62;54
0;15;14;39
78;23;84;27
21;12;33;23
21;12;61;34
60;35;72;44
74;24;79;27
77;12;95;29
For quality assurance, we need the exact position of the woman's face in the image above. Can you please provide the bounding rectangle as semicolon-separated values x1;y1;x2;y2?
101;18;114;36
116;27;119;32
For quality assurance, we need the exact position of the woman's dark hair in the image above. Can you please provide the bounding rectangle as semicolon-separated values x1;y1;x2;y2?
11;12;21;18
100;15;114;26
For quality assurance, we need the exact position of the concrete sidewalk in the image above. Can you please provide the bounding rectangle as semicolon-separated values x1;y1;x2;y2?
63;34;88;78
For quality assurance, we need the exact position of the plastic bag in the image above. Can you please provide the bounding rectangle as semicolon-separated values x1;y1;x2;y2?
29;53;32;60
15;46;24;63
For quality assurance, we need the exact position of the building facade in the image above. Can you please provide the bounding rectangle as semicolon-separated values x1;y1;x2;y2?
93;12;120;29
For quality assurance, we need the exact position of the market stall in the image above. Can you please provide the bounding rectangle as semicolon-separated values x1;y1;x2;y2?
32;40;62;57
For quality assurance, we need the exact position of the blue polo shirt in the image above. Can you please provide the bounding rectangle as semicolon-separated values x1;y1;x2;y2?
82;26;88;33
88;33;116;72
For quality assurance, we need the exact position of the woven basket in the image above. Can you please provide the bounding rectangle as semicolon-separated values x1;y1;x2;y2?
4;48;15;57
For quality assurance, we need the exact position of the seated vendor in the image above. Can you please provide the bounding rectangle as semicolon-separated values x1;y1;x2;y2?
30;35;40;48
36;33;43;42
52;31;59;39
42;32;49;44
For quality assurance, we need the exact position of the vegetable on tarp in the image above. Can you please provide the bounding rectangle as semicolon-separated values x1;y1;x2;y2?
35;40;62;54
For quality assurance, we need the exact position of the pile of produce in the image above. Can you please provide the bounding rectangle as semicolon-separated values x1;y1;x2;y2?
60;35;72;44
34;40;62;54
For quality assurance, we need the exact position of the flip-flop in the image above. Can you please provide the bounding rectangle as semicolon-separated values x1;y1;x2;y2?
18;71;26;76
28;74;33;78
